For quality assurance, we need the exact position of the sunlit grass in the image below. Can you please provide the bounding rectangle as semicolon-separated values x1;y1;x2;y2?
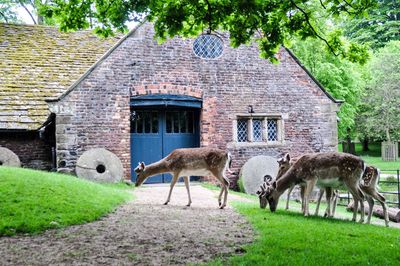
205;199;400;266
0;167;132;236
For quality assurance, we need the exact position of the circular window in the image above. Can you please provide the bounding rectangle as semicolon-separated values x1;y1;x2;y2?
193;34;224;59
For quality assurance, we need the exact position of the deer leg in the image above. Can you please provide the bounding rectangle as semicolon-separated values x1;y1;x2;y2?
356;187;365;223
324;187;333;218
347;185;365;223
332;190;338;217
368;190;389;227
303;179;317;217
218;185;224;207
220;175;230;209
315;188;325;216
365;196;374;224
164;173;179;205
183;176;192;207
300;185;306;213
286;185;295;210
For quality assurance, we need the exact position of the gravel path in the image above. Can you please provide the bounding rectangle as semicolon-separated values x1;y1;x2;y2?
0;184;255;265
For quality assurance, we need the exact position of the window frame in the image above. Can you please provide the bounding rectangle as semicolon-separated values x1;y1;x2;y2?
232;114;284;146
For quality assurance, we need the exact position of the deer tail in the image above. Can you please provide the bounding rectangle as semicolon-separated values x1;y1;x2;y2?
226;152;234;174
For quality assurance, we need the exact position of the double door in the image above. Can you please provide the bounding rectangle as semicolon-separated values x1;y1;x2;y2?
130;108;200;183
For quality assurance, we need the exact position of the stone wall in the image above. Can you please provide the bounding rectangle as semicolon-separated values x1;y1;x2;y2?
49;22;339;186
0;132;52;169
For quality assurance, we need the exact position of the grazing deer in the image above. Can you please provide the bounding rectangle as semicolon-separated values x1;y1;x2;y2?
258;152;366;223
276;153;338;217
359;166;389;226
134;147;232;209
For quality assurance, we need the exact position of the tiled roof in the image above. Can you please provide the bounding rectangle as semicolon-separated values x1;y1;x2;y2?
0;23;120;130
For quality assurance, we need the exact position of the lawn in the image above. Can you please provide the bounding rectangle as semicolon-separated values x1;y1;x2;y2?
339;142;400;171
206;200;400;266
0;167;132;236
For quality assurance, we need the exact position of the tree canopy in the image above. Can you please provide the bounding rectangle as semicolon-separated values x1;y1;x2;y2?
356;41;400;142
292;37;367;139
343;0;400;49
39;0;375;63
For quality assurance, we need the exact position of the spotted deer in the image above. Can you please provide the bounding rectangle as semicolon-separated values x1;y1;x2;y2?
359;166;389;226
134;147;232;209
276;153;338;217
258;152;366;223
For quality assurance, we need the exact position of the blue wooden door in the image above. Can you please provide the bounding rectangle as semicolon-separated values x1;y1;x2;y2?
131;109;199;183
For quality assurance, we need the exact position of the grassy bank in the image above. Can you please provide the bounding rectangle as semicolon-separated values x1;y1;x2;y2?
0;167;132;236
207;200;400;266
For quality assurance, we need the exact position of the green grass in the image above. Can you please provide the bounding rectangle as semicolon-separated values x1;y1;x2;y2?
206;200;400;266
0;167;132;236
339;142;400;171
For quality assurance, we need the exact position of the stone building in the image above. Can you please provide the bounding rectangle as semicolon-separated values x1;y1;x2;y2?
0;22;341;187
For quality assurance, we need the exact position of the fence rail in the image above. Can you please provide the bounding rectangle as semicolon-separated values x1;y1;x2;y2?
338;169;400;208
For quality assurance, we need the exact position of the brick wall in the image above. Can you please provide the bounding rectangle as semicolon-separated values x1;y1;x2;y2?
49;22;339;186
0;132;52;169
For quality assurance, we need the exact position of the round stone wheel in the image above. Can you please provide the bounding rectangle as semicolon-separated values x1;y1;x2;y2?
0;147;21;167
75;148;124;183
239;155;279;194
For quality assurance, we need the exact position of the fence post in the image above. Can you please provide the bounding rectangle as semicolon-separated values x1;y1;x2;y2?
397;169;400;208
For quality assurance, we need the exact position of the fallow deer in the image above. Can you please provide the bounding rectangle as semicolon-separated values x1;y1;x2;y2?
359;165;389;226
134;147;232;209
276;153;338;217
259;152;366;223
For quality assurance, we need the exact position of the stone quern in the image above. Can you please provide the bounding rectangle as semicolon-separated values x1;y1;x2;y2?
240;155;278;194
0;147;21;167
75;148;124;183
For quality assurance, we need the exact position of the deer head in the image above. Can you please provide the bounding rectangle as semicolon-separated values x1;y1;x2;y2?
256;175;277;209
134;162;146;186
264;181;279;212
276;153;291;180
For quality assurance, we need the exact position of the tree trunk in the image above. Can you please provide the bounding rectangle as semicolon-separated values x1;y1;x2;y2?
361;138;369;151
347;201;400;223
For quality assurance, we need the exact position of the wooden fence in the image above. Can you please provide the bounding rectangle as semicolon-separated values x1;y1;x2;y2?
382;141;398;161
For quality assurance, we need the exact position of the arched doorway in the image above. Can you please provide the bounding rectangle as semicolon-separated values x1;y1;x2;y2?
130;94;201;183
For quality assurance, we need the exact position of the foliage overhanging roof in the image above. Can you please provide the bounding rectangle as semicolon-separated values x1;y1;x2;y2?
0;23;120;130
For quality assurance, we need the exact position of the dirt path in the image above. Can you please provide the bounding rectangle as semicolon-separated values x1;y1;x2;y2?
0;184;255;265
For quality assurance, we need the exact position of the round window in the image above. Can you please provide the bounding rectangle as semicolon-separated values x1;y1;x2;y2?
193;34;224;59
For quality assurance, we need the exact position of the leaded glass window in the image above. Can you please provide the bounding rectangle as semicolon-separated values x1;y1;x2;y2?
193;34;224;59
253;119;263;142
267;119;278;141
235;116;281;144
237;119;248;142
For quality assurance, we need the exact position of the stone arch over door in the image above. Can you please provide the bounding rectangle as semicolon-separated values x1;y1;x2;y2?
130;94;202;183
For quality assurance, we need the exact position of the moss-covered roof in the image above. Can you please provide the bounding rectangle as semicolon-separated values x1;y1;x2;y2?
0;23;120;130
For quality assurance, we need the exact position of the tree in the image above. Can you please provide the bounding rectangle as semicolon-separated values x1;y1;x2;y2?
40;0;375;63
357;41;400;142
0;0;50;25
291;37;366;139
0;0;21;23
343;0;400;49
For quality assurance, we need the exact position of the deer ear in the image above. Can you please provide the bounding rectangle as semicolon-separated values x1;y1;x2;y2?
285;153;290;162
140;162;145;169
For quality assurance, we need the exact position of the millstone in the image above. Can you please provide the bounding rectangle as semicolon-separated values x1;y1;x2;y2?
0;147;21;167
239;155;279;194
75;148;124;183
